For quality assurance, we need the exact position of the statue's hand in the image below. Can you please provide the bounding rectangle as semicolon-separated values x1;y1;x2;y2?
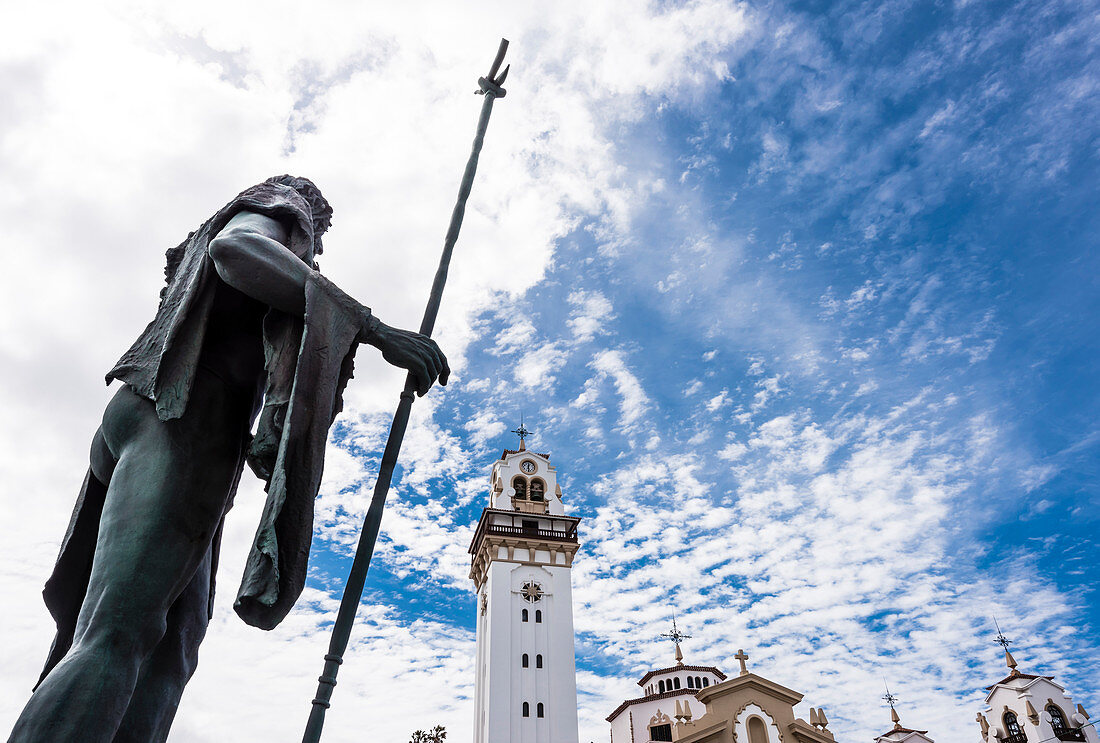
361;316;450;396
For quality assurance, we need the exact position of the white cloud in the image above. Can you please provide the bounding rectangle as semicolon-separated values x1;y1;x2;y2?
567;290;614;343
590;349;651;430
514;341;570;391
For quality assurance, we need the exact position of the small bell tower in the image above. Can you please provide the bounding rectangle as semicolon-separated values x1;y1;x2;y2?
470;423;580;743
977;626;1097;743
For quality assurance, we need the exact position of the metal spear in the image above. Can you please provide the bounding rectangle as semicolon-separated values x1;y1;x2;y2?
302;38;511;742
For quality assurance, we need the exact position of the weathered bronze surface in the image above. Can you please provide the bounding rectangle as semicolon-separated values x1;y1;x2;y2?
7;175;448;743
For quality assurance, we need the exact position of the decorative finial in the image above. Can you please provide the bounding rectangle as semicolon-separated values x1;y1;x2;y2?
734;649;749;675
511;416;532;452
994;616;1019;674
658;615;692;665
883;679;901;729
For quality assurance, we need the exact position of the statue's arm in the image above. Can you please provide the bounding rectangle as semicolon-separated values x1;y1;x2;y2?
208;211;449;395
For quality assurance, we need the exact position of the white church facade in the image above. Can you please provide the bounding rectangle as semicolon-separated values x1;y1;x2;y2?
469;434;581;743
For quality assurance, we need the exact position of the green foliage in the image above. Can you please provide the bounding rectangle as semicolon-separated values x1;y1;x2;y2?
409;725;446;743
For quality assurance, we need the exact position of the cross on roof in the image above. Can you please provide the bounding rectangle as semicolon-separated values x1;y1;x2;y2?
882;682;899;710
883;679;901;728
734;649;749;675
658;616;692;664
994;616;1012;651
511;419;532;445
993;616;1020;672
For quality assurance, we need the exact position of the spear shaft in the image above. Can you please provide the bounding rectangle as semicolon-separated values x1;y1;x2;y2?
302;39;510;743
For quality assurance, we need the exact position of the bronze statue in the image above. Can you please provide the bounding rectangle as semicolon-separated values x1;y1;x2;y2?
8;175;449;742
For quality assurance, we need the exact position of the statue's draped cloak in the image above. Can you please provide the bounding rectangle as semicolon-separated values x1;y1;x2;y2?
39;182;361;682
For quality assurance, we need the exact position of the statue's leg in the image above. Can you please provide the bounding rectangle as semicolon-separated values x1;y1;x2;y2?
8;381;246;743
112;546;212;743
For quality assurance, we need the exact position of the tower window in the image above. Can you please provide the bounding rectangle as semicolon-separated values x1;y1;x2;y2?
537;702;545;718
696;676;702;688
522;609;528;622
522;653;529;668
535;610;542;623
673;677;680;689
1003;711;1026;742
702;678;709;687
522;702;530;718
659;680;666;693
536;654;543;668
1047;705;1069;734
513;476;528;499
687;676;694;688
530;479;546;501
522;519;538;534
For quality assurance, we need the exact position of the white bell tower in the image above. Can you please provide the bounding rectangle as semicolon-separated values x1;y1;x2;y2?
469;425;580;743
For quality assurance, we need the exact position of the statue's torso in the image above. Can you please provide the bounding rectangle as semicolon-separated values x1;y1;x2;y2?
198;281;268;400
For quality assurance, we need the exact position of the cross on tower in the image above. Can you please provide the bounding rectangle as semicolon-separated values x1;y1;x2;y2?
882;682;899;710
993;616;1012;651
511;419;532;446
883;679;901;729
658;616;692;665
993;615;1019;672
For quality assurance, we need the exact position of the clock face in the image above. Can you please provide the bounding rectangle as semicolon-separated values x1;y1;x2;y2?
521;581;544;603
520;460;536;474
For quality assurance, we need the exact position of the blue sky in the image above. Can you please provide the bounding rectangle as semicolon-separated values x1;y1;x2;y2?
0;0;1096;741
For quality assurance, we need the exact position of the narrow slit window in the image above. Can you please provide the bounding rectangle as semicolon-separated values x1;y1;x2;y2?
522;608;528;622
535;610;542;623
536;654;543;668
537;702;545;718
522;702;530;718
522;653;529;668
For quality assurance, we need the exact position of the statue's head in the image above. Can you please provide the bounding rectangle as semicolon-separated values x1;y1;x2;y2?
265;174;333;257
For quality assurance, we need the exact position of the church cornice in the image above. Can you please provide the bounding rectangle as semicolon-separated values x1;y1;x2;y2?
983;671;1054;691
673;718;730;743
636;664;727;687
695;672;804;707
788;717;835;743
501;448;551;460
605;687;703;722
874;727;930;737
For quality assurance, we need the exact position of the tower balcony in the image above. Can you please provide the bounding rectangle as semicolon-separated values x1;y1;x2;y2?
469;513;579;550
468;508;582;589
